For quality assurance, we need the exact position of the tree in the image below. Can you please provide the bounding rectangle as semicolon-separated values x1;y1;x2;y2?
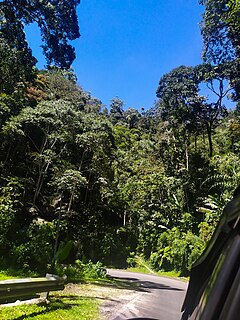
226;0;240;55
0;35;37;94
156;66;200;122
156;66;203;163
199;0;240;104
199;0;239;63
42;68;87;107
156;64;230;157
109;97;125;125
0;0;80;69
124;108;141;129
194;63;230;157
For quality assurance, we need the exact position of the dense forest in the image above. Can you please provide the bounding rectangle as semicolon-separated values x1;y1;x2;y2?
0;0;239;276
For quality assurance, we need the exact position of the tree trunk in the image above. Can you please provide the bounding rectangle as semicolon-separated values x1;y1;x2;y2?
194;134;197;151
185;140;189;171
206;122;213;157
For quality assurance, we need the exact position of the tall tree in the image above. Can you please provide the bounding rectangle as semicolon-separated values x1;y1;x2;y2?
156;65;200;124
0;0;80;71
156;66;203;161
199;0;240;109
156;64;230;157
199;0;239;63
109;97;125;125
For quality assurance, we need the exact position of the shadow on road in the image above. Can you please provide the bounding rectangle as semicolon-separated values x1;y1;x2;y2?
105;275;184;293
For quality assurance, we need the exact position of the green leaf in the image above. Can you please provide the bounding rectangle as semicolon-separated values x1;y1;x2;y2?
56;240;74;262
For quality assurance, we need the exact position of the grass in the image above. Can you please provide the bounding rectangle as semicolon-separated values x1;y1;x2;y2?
0;269;37;280
0;295;100;320
127;256;189;281
157;270;182;278
128;265;154;274
128;255;155;274
0;271;20;281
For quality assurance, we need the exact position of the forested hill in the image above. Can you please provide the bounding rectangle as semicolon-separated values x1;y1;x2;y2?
0;0;239;276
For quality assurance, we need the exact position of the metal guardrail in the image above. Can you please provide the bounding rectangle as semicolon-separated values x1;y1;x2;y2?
0;273;65;304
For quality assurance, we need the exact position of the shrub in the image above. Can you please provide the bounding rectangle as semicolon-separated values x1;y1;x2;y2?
150;227;205;275
127;252;137;268
55;260;106;281
12;221;55;273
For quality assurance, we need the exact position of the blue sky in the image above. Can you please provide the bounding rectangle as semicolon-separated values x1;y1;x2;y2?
26;0;204;110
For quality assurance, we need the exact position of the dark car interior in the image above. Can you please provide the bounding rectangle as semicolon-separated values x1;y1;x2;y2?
181;190;240;320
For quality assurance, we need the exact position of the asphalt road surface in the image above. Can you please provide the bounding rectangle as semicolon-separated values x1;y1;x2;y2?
107;269;188;320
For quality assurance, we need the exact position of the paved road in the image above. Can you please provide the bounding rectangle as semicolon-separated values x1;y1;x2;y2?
107;269;188;320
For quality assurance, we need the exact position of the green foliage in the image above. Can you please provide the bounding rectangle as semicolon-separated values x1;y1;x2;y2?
198;194;228;242
79;261;106;279
210;152;240;195
99;229;132;268
43;68;86;105
127;252;137;268
56;260;106;281
54;170;87;194
156;65;200;123
0;29;36;94
12;221;55;272
150;228;205;275
0;177;24;263
56;240;74;262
